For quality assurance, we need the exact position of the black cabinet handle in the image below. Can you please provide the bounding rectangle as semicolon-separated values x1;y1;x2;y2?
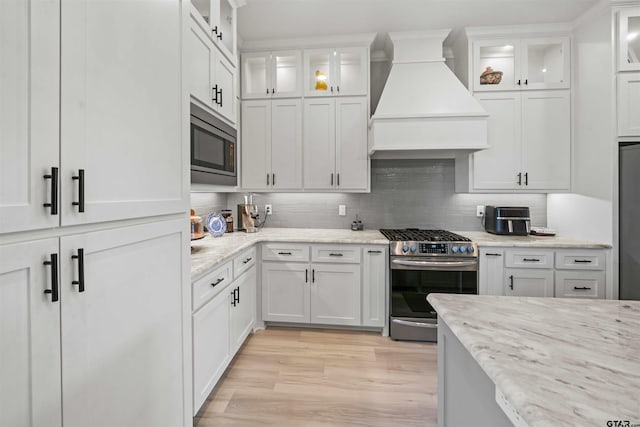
337;85;340;93
271;88;275;94
330;86;334;93
573;286;592;291
43;167;59;215
267;173;270;186
368;250;382;254
330;173;334;186
266;88;269;95
524;79;528;85
43;253;59;302
329;253;343;257
211;277;224;287
71;248;85;292
509;275;514;290
236;286;240;304
517;172;522;186
72;169;85;212
217;88;223;107
337;173;340;186
217;32;222;41
573;259;592;264
278;251;292;255
305;269;308;283
486;253;502;257
212;84;219;103
272;173;275;186
242;257;252;264
231;289;236;307
524;172;529;186
517;79;521;86
212;25;218;34
523;258;540;262
312;269;315;283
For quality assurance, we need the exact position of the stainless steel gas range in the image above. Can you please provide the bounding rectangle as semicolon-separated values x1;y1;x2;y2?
379;229;478;342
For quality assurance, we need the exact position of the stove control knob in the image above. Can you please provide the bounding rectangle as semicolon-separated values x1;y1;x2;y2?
402;245;409;253
468;246;475;253
451;246;459;253
460;246;467;253
410;245;417;253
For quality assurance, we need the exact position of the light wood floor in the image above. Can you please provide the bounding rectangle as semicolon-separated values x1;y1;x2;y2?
195;327;438;426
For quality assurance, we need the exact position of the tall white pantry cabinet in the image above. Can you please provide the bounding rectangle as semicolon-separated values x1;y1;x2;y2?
0;1;191;427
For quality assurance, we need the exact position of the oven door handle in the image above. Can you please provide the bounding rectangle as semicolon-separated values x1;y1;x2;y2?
391;259;478;270
392;319;438;329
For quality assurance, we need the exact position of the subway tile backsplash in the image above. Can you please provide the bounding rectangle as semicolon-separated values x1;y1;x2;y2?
216;159;547;231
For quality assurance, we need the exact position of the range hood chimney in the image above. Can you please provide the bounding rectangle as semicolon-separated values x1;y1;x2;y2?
370;30;489;159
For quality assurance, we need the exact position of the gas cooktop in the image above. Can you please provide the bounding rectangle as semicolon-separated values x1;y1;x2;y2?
379;229;471;242
379;228;476;257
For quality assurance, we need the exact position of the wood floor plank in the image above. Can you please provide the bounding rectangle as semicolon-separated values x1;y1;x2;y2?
195;327;437;426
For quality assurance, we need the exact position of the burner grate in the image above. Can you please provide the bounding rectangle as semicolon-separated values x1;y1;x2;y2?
379;229;471;242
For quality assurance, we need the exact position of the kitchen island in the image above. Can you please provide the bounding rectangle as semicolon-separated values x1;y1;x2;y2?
428;294;640;427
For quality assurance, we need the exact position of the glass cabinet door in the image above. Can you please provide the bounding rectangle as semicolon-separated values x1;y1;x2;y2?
335;47;367;96
521;38;570;89
304;49;333;96
191;0;212;24
473;40;518;91
273;50;302;97
241;52;270;99
619;8;640;71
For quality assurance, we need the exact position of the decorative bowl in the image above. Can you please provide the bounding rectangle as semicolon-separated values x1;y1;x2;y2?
206;212;226;238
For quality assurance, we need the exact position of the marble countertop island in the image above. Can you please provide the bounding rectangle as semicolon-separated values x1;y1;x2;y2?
428;294;640;427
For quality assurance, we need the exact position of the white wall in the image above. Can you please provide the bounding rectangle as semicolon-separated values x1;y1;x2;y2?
547;3;615;245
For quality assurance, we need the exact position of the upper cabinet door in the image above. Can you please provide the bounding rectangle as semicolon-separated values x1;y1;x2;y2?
188;16;216;109
618;7;640;71
215;53;237;123
0;0;60;233
271;99;303;190
272;50;302;98
241;100;271;189
303;99;336;189
211;0;236;63
60;0;185;227
334;47;368;96
303;49;334;97
520;37;570;90
473;39;519;92
335;98;368;190
241;52;271;99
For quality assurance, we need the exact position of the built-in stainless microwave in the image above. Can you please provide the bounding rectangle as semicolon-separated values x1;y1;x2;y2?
190;104;237;186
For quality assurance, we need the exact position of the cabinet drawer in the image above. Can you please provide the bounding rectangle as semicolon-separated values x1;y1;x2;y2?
505;249;554;269
311;245;361;263
555;271;605;299
262;243;310;262
555;250;605;270
192;261;233;312
234;246;257;278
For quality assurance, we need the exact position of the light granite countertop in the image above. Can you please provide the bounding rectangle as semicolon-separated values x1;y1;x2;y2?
456;231;612;249
190;228;388;281
428;294;640;427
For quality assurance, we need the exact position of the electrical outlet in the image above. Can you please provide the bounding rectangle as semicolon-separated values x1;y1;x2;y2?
338;205;346;216
265;204;272;215
476;206;485;217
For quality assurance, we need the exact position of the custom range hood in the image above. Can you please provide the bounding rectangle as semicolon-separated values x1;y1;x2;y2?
370;30;489;158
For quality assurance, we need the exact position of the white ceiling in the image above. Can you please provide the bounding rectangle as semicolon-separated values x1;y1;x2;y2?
237;0;600;51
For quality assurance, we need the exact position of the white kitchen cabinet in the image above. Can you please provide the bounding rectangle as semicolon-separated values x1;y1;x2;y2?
617;7;640;71
555;271;606;299
505;248;554;269
241;50;302;98
0;239;62;427
188;10;237;124
473;37;570;92
0;0;60;233
362;246;387;327
504;268;554;297
59;220;186;427
303;47;368;97
311;264;361;326
478;248;505;295
458;90;570;192
618;72;640;136
192;279;231;415
303;97;368;190
262;261;310;323
190;0;237;64
229;265;257;354
241;99;303;190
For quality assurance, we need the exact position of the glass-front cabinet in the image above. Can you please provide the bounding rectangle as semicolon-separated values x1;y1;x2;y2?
473;37;570;91
619;7;640;71
303;47;368;96
241;51;302;99
190;0;237;64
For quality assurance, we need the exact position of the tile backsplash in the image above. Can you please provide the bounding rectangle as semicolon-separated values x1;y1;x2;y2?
216;159;547;231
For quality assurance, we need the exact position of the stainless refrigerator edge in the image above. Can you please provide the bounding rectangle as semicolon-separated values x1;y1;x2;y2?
619;143;640;300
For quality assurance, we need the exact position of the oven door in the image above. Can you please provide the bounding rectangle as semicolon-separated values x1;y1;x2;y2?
389;256;478;341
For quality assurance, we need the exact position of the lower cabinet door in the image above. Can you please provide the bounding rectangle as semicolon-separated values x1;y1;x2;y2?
230;266;257;355
555;271;605;299
59;220;186;427
362;246;386;327
311;263;361;326
504;268;554;297
0;238;62;427
193;284;231;415
262;262;310;323
479;248;505;295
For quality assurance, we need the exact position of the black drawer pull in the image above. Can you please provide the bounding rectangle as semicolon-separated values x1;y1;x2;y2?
43;253;59;302
211;277;224;287
573;259;592;264
243;257;253;264
508;275;514;290
305;269;308;283
43;167;59;215
312;269;315;283
522;258;540;262
231;289;236;307
235;286;240;304
573;286;592;291
368;250;382;254
329;253;343;257
72;169;85;212
71;248;85;292
278;251;292;255
486;253;502;257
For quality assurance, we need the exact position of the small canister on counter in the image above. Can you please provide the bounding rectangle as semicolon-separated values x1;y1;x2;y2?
190;209;204;239
221;210;234;233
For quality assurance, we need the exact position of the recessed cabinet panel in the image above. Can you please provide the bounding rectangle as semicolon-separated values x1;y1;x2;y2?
188;24;215;107
271;99;303;189
261;262;310;322
303;99;336;189
504;268;554;297
241;100;271;189
555;271;605;299
618;73;640;136
311;264;361;326
335;98;368;190
618;8;640;71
